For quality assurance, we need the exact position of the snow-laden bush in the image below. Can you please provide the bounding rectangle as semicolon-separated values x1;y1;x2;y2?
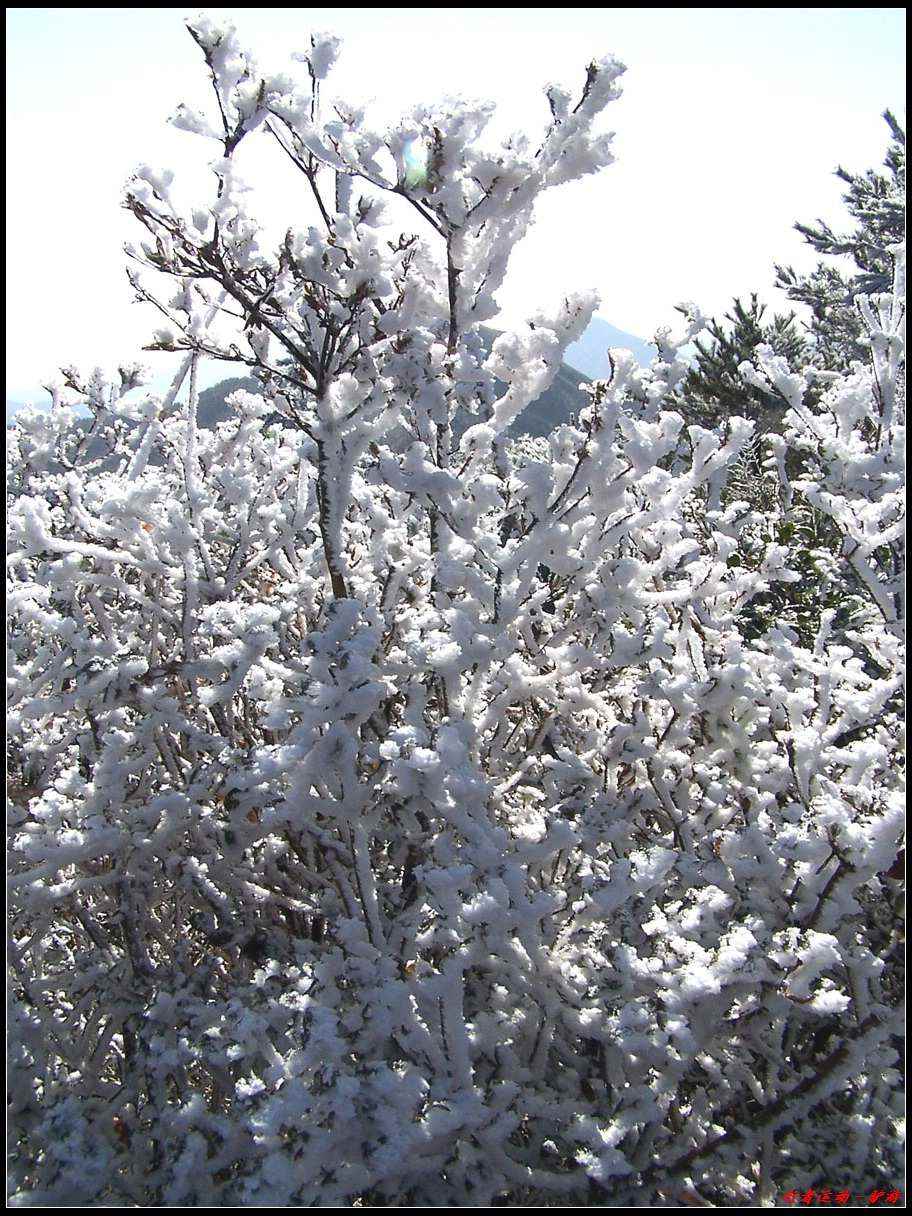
7;15;904;1206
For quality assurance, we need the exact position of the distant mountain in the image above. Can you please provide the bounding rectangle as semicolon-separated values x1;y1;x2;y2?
193;329;591;442
564;316;656;379
195;377;258;430
9;316;658;442
495;357;589;440
7;399;34;424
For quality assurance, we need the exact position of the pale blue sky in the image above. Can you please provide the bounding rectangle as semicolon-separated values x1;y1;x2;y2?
6;8;906;403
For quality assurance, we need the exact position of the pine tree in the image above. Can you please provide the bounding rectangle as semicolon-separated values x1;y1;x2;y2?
675;293;809;431
775;109;906;369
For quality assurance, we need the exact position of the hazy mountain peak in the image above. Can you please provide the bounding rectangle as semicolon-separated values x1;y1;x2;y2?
7;316;655;438
563;315;656;379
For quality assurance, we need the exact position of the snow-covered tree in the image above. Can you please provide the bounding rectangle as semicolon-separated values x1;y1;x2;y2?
7;14;905;1207
775;110;906;370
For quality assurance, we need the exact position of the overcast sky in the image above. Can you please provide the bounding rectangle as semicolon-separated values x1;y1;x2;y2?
6;7;906;402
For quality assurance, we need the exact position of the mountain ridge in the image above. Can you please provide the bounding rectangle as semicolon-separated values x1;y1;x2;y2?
7;317;656;438
563;315;656;379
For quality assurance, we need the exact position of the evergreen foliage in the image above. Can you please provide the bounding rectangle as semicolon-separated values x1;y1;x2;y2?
676;294;810;431
775;110;906;370
677;112;905;435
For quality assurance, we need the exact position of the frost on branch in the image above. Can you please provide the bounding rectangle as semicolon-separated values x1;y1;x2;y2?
7;13;905;1208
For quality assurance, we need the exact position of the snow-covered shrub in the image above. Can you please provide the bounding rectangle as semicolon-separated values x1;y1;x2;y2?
7;14;904;1206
